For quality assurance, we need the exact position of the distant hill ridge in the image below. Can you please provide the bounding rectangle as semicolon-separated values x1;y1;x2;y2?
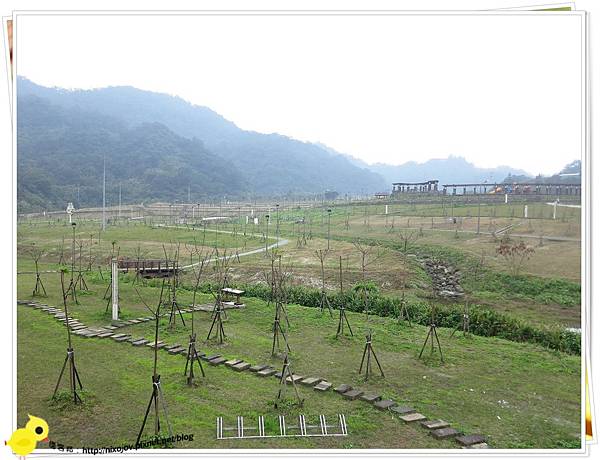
17;77;573;212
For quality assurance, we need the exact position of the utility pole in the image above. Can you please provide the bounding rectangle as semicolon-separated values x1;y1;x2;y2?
476;196;481;234
275;203;280;248
102;154;106;231
327;208;332;250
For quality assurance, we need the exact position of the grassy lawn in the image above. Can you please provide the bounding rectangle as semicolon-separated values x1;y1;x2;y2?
15;207;583;449
17;272;581;449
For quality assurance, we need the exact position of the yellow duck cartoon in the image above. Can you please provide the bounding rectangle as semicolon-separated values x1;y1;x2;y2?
5;414;49;459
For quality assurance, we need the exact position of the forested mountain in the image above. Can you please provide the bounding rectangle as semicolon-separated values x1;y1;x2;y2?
366;156;529;186
501;160;581;184
18;77;568;213
17;95;246;212
17;77;386;210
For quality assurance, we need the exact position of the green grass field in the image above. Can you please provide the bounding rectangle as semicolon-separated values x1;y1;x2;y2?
16;199;583;450
17;271;581;449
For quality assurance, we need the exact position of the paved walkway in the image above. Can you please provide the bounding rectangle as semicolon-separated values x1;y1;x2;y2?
152;225;290;270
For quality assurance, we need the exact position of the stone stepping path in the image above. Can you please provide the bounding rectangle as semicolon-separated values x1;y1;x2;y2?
360;393;382;403
463;443;489;449
209;357;227;366
249;364;269;373
113;335;131;342
257;368;277;377
421;420;450;430
400;413;427;423
18;299;490;448
390;406;416;415
201;354;220;362
431;427;461;440
334;384;352;394
285;374;304;384
314;381;332;391
300;377;322;386
374;399;395;411
456;434;486;447
168;347;186;355
342;389;363;400
232;362;251;372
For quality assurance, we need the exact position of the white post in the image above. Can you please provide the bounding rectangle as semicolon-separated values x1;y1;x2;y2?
246;215;249;225
553;201;557;220
102;155;106;231
111;258;119;321
385;205;388;215
524;205;528;219
504;193;508;204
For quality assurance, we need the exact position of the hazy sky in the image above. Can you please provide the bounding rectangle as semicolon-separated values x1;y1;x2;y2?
16;13;584;175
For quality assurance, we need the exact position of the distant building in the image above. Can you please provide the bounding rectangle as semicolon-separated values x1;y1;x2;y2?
374;192;389;199
392;180;439;195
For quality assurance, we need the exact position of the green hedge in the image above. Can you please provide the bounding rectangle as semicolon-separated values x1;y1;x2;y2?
176;280;580;355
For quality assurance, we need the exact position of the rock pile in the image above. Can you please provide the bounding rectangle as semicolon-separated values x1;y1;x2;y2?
423;259;464;299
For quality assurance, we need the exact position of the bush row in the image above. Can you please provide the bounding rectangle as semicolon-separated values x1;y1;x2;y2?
179;280;580;355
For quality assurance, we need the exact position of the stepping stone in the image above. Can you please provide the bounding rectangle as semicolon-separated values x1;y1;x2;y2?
360;393;382;403
146;341;165;349
168;347;186;355
209;357;227;366
334;384;352;394
225;359;243;367
431;427;461;440
72;330;89;336
71;325;87;331
314;381;332;391
111;334;127;340
84;331;101;338
233;362;251;372
455;434;486;447
400;413;427;423
114;336;131;342
249;364;269;373
391;406;416;415
257;368;276;377
274;372;283;379
342;389;364;400
179;349;188;355
97;332;115;338
285;374;304;383
300;377;322;386
129;319;141;324
202;354;221;362
374;399;396;411
421;420;450;430
463;443;489;449
164;344;182;351
104;325;118;330
132;338;149;346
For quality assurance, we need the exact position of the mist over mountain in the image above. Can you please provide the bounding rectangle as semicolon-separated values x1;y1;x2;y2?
17;77;570;213
17;94;245;212
17;78;386;208
314;144;531;190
